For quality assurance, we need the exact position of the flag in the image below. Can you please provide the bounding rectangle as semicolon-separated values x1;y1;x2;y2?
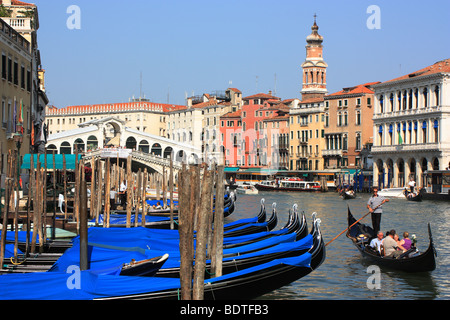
13;99;16;133
18;100;23;123
398;132;403;145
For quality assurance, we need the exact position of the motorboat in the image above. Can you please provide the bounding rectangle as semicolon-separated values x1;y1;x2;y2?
376;187;406;198
236;184;259;195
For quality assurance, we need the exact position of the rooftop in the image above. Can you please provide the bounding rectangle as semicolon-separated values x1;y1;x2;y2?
326;82;379;98
379;59;450;85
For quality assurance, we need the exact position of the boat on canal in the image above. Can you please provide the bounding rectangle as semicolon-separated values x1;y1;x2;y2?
255;179;322;192
376;187;406;198
346;208;437;272
235;184;259;195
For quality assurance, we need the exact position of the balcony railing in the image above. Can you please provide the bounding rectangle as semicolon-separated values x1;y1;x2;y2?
371;143;440;153
322;149;343;157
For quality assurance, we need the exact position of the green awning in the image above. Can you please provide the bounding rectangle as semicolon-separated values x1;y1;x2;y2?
21;154;82;170
224;167;240;173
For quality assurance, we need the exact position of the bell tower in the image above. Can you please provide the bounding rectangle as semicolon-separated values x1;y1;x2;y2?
301;15;328;100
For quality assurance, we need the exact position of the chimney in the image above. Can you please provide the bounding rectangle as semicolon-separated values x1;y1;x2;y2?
3;0;12;6
268;90;272;96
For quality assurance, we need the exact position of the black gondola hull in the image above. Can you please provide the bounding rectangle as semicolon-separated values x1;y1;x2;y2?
346;208;436;272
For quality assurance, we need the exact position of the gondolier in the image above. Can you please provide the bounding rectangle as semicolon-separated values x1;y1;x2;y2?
367;186;389;233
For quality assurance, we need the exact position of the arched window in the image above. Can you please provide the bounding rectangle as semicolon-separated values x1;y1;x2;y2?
423;88;428;108
378;125;383;146
46;144;57;154
389;93;394;112
73;138;85;153
87;135;98;150
139;140;149;153
379;95;384;113
435;86;440;106
389;124;393;145
60;142;71;155
151;143;162;156
434;120;439;143
125;137;137;150
422;121;427;143
163;147;173;159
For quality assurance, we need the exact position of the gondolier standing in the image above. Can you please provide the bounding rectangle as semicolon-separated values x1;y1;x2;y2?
367;186;389;233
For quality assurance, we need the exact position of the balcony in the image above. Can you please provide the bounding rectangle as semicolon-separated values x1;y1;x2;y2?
2;17;33;32
322;149;343;157
373;105;447;120
371;143;440;154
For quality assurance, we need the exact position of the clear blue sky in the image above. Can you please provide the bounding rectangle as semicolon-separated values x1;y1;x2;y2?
34;0;450;108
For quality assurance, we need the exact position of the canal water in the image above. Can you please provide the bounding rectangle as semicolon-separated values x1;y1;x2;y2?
227;191;450;300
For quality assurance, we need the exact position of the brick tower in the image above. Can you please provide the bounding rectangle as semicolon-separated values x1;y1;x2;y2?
301;15;328;100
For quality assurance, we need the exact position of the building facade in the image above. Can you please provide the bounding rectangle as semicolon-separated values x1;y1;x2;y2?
289;98;326;170
0;17;32;173
167;88;242;164
323;82;378;171
371;59;450;188
1;0;47;154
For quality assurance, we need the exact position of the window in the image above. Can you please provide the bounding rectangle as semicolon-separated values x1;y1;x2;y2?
21;66;25;89
7;57;12;82
13;61;18;85
356;111;361;125
1;54;6;79
367;97;372;105
1;100;6;128
423;88;428;108
356;134;361;151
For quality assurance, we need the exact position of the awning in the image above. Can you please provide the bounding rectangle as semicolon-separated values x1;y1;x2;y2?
21;154;82;170
224;167;240;173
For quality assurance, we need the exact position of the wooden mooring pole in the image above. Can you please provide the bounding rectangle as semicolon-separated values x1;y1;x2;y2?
79;164;89;271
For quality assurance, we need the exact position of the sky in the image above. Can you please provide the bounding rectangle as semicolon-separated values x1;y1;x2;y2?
33;0;450;108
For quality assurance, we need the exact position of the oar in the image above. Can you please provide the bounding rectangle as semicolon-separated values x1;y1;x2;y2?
325;205;380;247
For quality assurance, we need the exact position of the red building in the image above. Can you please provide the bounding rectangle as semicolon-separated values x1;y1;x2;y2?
220;91;291;169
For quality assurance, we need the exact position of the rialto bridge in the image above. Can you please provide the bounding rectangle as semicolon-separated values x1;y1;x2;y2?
45;117;202;174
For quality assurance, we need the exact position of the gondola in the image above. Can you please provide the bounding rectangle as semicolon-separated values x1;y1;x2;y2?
0;216;325;300
1;253;170;277
117;254;169;277
341;191;356;200
222;203;278;238
44;207;306;279
403;189;423;202
346;208;436;272
156;211;312;278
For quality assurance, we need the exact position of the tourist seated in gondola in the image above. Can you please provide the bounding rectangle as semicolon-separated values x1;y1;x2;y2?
155;201;162;210
398;232;412;251
369;231;385;255
393;233;408;252
383;229;404;258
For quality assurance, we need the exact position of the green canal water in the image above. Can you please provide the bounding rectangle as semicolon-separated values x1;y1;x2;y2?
228;191;450;300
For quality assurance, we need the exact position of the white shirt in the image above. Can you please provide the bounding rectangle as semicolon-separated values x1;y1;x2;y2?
120;183;127;192
408;180;415;187
370;237;383;253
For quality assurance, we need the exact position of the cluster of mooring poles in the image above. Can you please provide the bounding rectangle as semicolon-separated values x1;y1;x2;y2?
1;147;226;300
0;150;63;267
177;162;225;300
